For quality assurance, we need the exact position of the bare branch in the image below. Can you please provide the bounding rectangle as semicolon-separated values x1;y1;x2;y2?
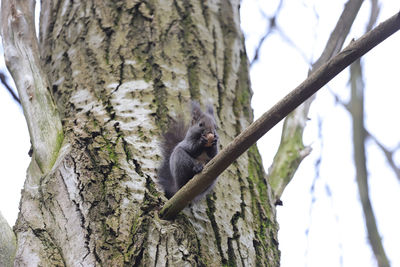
330;84;400;182
275;26;311;64
1;0;63;173
159;11;400;219
334;83;400;182
0;72;20;105
268;0;364;202
312;0;365;70
349;3;390;266
367;130;400;182
350;58;390;267
250;0;284;66
366;0;380;32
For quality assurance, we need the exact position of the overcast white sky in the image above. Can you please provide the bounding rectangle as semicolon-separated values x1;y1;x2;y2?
1;1;400;267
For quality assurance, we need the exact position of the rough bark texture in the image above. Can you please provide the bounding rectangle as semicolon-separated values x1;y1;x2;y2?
11;0;279;266
0;212;16;267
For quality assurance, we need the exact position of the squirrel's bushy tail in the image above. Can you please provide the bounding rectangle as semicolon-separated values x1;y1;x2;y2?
158;117;188;198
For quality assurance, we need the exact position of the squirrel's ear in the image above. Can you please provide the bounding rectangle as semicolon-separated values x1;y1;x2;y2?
206;104;214;115
191;101;202;123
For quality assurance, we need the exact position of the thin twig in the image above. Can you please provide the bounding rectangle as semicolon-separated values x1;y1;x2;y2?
0;72;21;104
367;130;400;182
250;0;284;66
333;87;400;182
159;11;400;220
275;25;311;64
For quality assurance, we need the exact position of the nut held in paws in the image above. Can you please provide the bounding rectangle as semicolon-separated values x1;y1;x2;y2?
205;133;214;147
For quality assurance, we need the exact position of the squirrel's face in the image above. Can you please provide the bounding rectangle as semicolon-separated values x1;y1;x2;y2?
190;101;218;147
194;114;218;147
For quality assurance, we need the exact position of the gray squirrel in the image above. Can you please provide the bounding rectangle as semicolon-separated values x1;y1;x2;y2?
158;101;219;200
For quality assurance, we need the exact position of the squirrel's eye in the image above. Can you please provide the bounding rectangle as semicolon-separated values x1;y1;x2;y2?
199;122;204;127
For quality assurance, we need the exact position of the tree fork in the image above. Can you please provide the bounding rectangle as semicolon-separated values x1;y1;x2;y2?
160;11;400;220
1;0;64;174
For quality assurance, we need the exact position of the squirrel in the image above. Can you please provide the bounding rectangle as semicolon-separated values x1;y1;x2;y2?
158;101;219;201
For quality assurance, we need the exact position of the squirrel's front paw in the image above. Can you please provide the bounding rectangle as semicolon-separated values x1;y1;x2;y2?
212;134;218;145
200;135;208;145
193;163;203;174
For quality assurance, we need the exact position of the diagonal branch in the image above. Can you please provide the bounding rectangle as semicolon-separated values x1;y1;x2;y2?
268;0;364;202
312;0;365;70
159;11;400;220
1;0;63;173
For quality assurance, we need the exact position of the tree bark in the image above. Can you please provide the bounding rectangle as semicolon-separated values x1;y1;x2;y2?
3;0;279;266
0;212;16;267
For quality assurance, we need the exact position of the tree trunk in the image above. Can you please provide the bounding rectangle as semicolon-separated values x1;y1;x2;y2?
5;0;279;265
